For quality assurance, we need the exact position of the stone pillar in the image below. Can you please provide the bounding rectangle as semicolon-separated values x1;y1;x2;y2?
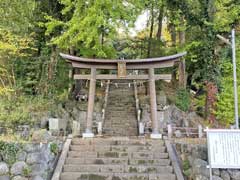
148;68;162;139
83;68;96;138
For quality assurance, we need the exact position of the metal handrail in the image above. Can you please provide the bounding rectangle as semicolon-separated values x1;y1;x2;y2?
100;80;110;134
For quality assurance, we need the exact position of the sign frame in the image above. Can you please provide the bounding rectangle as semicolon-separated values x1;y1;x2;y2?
206;129;240;180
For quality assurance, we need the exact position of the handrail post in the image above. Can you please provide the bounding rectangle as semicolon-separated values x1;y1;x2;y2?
198;124;203;138
168;124;172;139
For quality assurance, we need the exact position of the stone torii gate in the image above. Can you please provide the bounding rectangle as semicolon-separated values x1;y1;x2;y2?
60;52;187;138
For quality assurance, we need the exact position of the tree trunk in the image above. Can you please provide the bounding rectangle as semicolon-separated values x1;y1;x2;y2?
170;24;176;46
69;47;84;99
48;46;58;81
205;81;218;123
147;3;155;58
178;16;186;88
156;4;164;40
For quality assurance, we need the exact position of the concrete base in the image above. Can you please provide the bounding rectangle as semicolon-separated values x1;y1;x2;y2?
150;133;162;139
82;133;94;138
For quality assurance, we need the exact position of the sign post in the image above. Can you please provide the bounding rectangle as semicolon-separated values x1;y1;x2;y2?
206;129;240;179
217;29;239;129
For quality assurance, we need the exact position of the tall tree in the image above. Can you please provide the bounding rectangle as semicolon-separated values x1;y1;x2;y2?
45;0;140;58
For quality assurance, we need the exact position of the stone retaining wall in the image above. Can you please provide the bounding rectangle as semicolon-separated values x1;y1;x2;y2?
175;141;240;180
0;140;62;180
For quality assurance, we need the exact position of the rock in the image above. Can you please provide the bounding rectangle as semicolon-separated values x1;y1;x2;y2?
17;151;27;161
0;162;9;175
24;144;41;153
191;145;207;161
213;169;220;176
30;163;48;176
228;169;240;180
40;116;49;129
157;91;167;106
213;176;223;180
221;170;230;180
192;159;209;178
42;148;55;162
32;175;44;180
26;152;42;164
174;130;182;138
0;175;10;180
11;176;28;180
11;161;28;176
195;175;209;180
32;129;54;143
186;112;203;127
169;105;185;126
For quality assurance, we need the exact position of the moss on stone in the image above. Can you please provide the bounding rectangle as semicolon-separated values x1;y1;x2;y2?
94;159;104;164
129;167;138;173
138;160;146;164
104;152;119;158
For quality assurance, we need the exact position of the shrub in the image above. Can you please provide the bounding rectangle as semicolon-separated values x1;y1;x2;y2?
175;88;191;112
0;141;20;164
50;142;59;155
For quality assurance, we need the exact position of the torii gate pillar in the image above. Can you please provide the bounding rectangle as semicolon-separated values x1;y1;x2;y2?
82;67;96;138
149;68;162;139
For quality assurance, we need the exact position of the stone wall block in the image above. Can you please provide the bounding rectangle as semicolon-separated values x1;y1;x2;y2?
12;176;28;180
0;162;9;175
192;159;209;178
17;151;27;162
220;170;230;180
228;169;240;180
24;144;41;153
26;153;42;164
0;176;10;180
30;162;48;177
10;161;28;176
32;175;44;180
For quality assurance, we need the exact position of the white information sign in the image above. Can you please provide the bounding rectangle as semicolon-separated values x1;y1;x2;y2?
206;129;240;168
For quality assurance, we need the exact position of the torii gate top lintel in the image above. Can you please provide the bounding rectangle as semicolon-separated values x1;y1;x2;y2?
60;52;186;64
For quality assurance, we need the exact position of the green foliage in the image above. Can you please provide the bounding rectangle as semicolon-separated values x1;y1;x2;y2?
176;88;191;112
45;0;140;58
23;166;32;177
182;159;191;177
214;0;240;32
0;141;20;164
193;94;206;117
50;142;59;155
0;96;55;129
215;38;240;125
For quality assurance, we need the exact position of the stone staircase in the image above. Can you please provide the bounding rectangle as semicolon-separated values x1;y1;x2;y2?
60;137;177;180
103;81;138;136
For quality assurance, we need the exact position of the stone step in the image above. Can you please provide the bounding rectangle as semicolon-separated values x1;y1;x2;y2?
65;157;171;166
106;107;135;111
63;164;173;173
60;172;176;180
71;139;164;146
103;125;138;129
104;117;136;120
69;144;165;151
68;151;163;158
66;152;170;165
69;146;167;155
102;131;137;136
